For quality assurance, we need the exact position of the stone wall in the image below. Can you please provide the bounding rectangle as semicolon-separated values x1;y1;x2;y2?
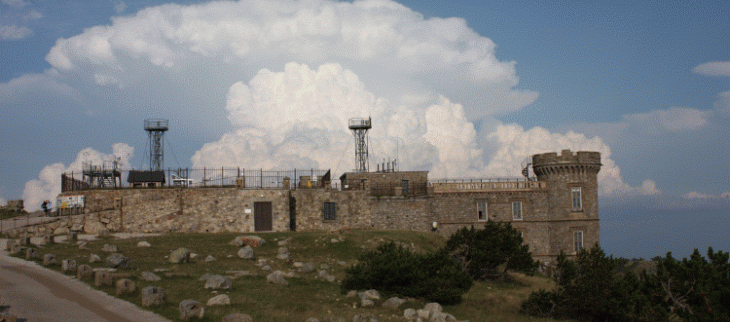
291;190;370;231
368;197;431;231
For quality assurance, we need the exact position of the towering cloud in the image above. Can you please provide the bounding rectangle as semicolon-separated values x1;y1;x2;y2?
22;143;133;211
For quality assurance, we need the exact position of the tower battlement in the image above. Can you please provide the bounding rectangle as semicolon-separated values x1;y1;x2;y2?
532;149;601;166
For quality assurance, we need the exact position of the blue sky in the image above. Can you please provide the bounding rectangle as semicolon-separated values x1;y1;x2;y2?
1;0;728;259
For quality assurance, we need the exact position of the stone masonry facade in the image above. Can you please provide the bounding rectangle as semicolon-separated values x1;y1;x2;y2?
14;149;600;264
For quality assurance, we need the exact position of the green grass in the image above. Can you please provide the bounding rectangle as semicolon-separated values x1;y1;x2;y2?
13;230;562;322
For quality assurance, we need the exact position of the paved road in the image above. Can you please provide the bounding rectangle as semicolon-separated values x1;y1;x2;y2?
0;240;171;322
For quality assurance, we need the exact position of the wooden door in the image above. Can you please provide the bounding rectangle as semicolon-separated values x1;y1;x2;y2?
254;201;272;231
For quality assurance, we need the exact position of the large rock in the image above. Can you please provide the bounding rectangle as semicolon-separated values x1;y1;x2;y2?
222;313;253;322
206;294;231;306
83;221;106;234
137;241;151;247
266;270;289;286
8;241;22;255
115;279;136;296
229;235;266;247
61;259;77;273
141;286;166;307
94;270;113;286
77;265;93;280
101;244;119;252
106;253;130;269
424;302;443;315
204;275;232;289
382;297;406;309
237;246;254;259
141;271;162;282
25;248;38;260
359;289;381;301
53;227;70;235
169;248;191;263
179;299;205;320
404;309;417;321
299;262;315;273
42;254;58;266
204;255;216;262
276;247;289;260
89;253;101;263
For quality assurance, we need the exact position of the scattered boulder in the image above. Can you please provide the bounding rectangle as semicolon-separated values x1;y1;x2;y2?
404;309;417;321
53;227;70;236
206;294;231;306
141;271;161;282
359;289;381;301
424;303;443;315
229;235;266;247
361;299;374;307
137;241;151;247
89;253;101;263
226;270;252;279
305;318;319;322
222;313;253;322
199;273;212;281
8;241;22;255
299;262;315;273
204;255;216;262
417;309;430;319
346;290;357;298
84;221;106;234
278;240;288;246
238;246;255;259
61;259;77;273
190;253;198;259
76;264;93;280
179;299;205;320
94;270;113;287
276;247;289;260
169;248;191;263
266;270;289;286
204;275;232;289
106;253;130;269
42;254;58;266
101;244;119;253
25;248;38;260
382;297;406;309
115;278;136;296
141;286;166;307
77;240;88;249
318;270;336;282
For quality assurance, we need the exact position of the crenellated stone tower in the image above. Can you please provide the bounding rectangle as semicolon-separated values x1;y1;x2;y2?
532;149;601;260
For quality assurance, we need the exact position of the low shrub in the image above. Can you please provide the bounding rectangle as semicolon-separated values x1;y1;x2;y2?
341;241;473;305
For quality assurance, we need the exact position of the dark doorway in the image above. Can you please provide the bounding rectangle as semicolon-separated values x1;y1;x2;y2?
289;196;296;231
254;201;272;231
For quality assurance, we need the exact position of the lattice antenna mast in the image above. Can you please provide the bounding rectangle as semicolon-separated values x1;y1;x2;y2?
144;119;169;171
349;117;372;172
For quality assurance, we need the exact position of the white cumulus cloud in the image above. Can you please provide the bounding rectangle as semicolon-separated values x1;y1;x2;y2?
22;143;133;211
0;23;32;40
693;61;730;77
44;0;537;119
195;62;652;197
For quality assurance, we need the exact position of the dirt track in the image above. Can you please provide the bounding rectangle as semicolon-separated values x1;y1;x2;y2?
0;240;171;322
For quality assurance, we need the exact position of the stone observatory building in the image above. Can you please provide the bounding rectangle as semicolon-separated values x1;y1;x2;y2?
45;149;601;264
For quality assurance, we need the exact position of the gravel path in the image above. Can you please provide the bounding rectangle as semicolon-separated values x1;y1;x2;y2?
0;239;171;322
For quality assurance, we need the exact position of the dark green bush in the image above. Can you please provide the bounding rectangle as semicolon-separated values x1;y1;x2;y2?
341;241;473;305
444;221;538;281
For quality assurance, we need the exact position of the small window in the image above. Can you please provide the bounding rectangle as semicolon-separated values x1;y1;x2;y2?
512;201;523;221
571;187;582;211
323;202;336;221
401;180;410;195
574;231;584;253
477;202;488;221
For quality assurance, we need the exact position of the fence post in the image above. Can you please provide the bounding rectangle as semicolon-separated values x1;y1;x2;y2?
221;167;224;186
204;167;206;187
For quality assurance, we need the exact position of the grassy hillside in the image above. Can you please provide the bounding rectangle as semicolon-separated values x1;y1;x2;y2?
12;230;560;322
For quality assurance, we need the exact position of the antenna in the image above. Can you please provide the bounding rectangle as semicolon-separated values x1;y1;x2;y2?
521;156;532;179
144;119;169;171
348;117;372;172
